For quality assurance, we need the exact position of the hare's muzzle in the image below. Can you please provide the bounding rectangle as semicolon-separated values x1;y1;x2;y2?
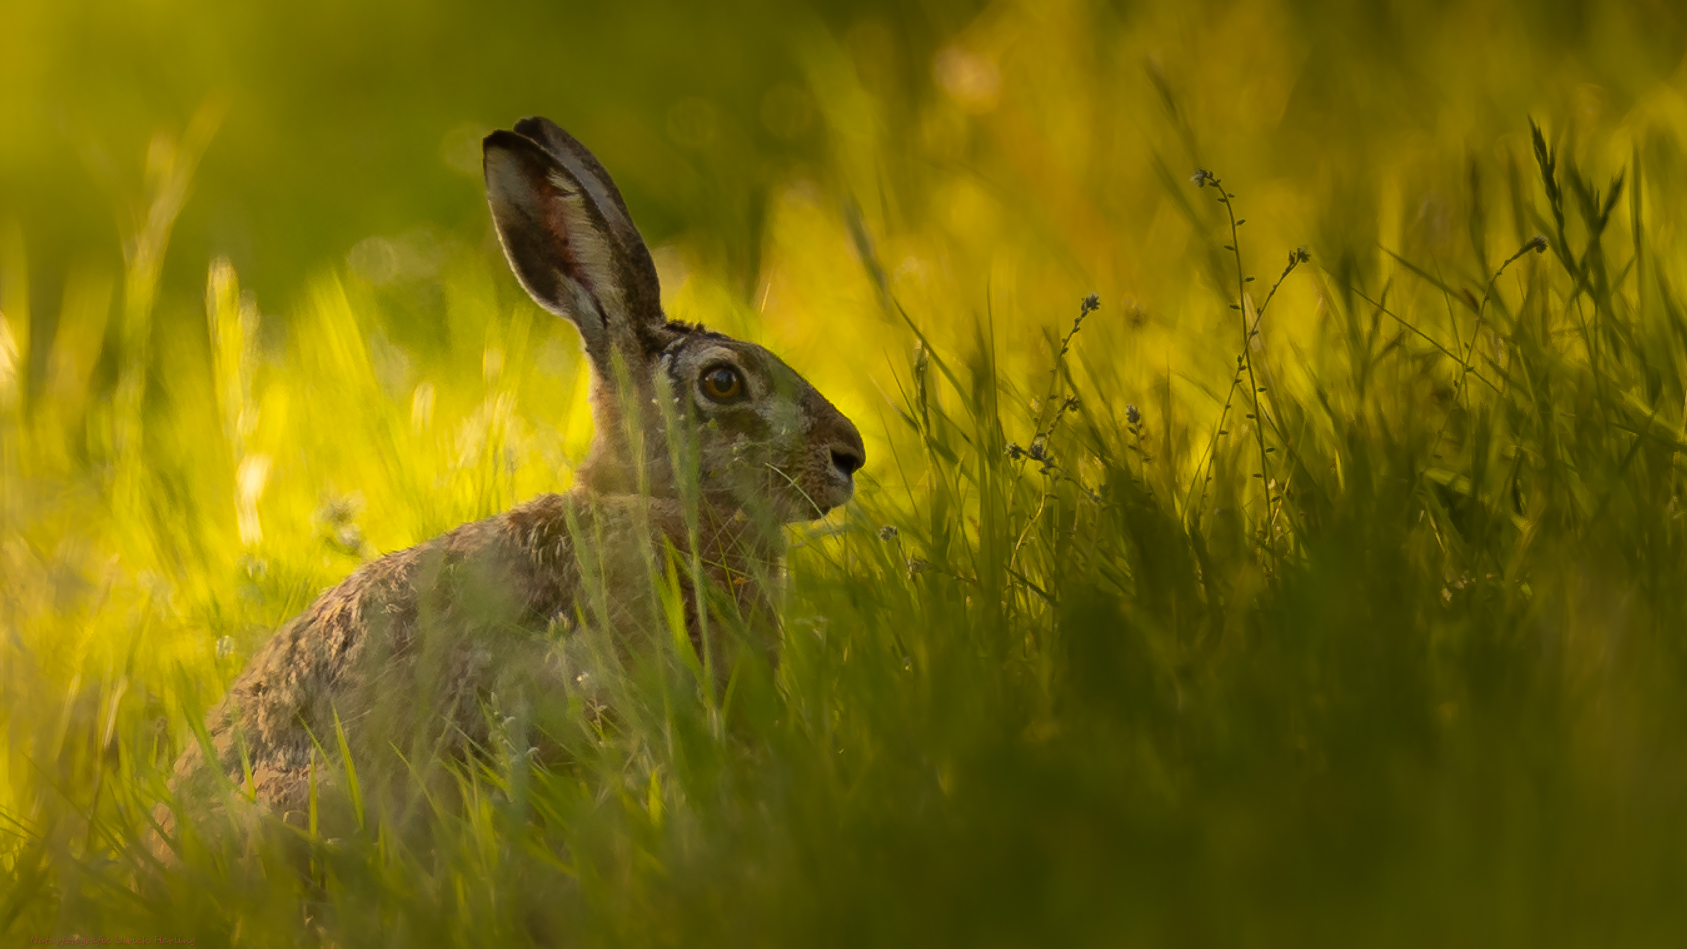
812;411;865;514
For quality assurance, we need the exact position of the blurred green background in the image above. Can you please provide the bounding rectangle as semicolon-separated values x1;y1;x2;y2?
6;0;1684;344
4;0;975;314
7;0;1687;944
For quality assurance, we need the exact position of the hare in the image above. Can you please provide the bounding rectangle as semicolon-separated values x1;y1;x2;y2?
158;116;864;844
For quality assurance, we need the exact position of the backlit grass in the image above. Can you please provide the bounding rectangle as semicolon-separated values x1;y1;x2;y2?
6;2;1687;945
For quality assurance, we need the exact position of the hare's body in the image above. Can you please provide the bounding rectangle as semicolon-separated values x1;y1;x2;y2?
168;491;779;828
159;116;862;843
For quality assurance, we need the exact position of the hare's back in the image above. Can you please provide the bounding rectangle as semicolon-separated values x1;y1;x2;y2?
174;496;583;811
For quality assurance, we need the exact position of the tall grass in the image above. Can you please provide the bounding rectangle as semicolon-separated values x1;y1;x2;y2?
8;9;1687;948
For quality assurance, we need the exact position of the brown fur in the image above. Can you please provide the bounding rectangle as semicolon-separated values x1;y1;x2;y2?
160;491;778;843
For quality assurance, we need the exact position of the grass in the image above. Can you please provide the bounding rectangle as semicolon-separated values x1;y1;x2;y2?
7;8;1687;946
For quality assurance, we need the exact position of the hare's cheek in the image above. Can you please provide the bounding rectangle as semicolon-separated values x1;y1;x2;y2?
759;401;805;445
700;431;764;480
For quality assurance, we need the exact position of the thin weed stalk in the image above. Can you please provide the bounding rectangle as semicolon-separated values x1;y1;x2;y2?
1188;169;1307;564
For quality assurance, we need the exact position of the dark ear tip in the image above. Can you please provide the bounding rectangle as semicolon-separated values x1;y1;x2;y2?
482;129;560;184
513;116;562;140
482;128;533;156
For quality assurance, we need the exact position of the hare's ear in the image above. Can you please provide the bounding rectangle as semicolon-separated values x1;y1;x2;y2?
483;122;664;359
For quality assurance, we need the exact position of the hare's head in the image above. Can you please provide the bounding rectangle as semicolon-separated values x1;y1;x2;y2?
484;117;863;523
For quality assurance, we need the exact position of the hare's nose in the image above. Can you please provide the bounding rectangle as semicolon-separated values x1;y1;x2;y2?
831;445;865;478
830;436;865;478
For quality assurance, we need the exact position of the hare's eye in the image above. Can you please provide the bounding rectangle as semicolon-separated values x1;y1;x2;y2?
699;365;745;402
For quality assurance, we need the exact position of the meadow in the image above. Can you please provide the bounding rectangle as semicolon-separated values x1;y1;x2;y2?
5;0;1687;944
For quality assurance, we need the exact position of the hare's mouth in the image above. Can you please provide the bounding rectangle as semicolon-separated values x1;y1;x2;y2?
804;469;856;520
763;461;854;523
